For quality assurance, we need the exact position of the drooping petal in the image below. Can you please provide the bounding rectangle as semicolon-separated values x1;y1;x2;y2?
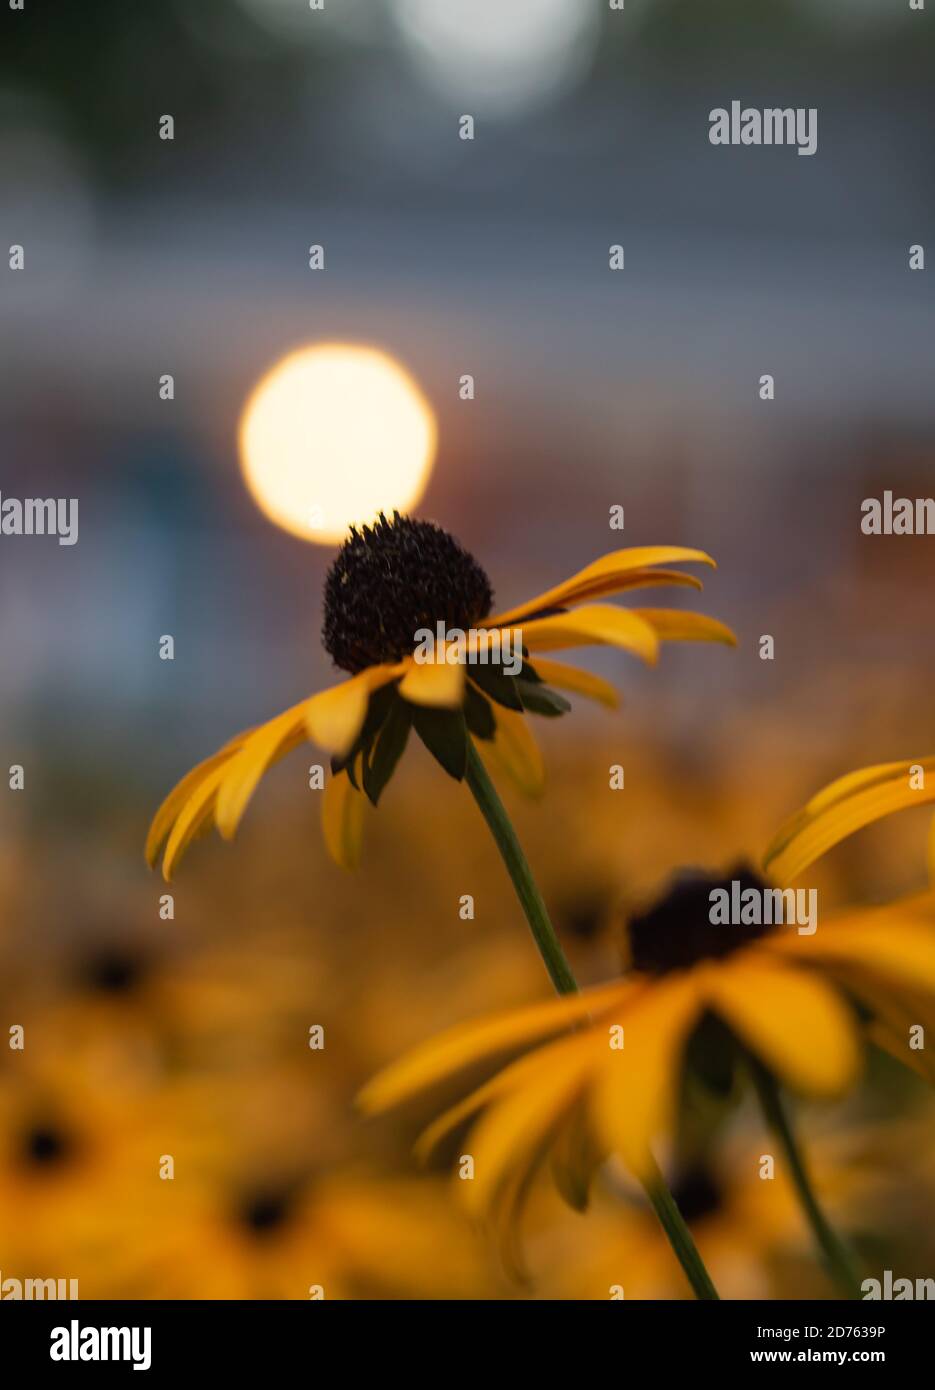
214;701;309;840
460;1033;598;1221
357;978;634;1115
485;547;716;628
413;1072;509;1164
321;763;366;870
489;1159;544;1286
305;664;403;755
481;710;545;796
398;657;465;708
412;1027;591;1164
521;604;659;664
630;609;738;647
701;954;860;1096
161;762;231;881
527;658;619;709
763;759;935;885
145;736;246;867
590;971;702;1181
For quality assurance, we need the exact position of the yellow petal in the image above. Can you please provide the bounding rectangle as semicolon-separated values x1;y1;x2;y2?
305;665;403;755
414;1074;508;1163
590;972;702;1181
321;763;366;870
461;1033;597;1220
486;547;716;627
527;658;619;709
763;759;935;884
630;609;738;647
521;604;659;664
481;710;545;797
214;701;309;840
488;1162;541;1286
357;978;633;1115
398;658;465;708
413;1026;591;1163
702;954;860;1096
161;762;230;881
764;900;935;996
145;738;245;867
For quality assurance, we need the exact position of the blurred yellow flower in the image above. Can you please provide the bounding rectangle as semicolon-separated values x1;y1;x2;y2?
359;830;935;1240
102;1172;506;1300
0;1054;503;1299
146;513;733;876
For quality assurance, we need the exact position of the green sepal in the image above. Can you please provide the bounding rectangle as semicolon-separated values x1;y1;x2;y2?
412;706;469;780
468;663;522;711
515;680;571;718
330;682;398;785
683;1011;739;1100
464;684;496;740
362;698;411;806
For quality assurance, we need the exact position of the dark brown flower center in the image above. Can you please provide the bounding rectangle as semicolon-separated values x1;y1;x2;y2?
81;948;146;995
671;1164;724;1223
322;512;493;674
237;1188;293;1239
20;1123;74;1170
627;865;774;975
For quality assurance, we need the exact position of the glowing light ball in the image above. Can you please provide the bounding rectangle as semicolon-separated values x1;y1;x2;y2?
238;344;437;545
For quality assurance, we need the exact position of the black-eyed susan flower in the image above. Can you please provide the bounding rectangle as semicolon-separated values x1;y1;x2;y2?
146;512;734;879
359;794;935;1292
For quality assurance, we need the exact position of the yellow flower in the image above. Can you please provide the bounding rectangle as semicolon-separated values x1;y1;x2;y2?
146;512;734;876
358;821;935;1235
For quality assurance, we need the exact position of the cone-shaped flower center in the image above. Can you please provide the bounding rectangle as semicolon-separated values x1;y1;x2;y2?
322;512;494;674
628;865;773;975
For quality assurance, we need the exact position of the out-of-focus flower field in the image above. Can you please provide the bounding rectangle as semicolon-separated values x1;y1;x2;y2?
3;691;935;1299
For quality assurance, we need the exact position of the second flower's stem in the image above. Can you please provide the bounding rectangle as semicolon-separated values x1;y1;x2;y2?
750;1059;863;1299
464;738;720;1301
644;1156;721;1301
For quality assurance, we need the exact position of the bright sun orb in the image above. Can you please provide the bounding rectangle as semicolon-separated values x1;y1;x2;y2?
238;344;437;545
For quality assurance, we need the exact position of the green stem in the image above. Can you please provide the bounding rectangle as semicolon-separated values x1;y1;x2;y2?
644;1157;721;1301
750;1060;863;1299
464;738;720;1301
464;739;577;995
